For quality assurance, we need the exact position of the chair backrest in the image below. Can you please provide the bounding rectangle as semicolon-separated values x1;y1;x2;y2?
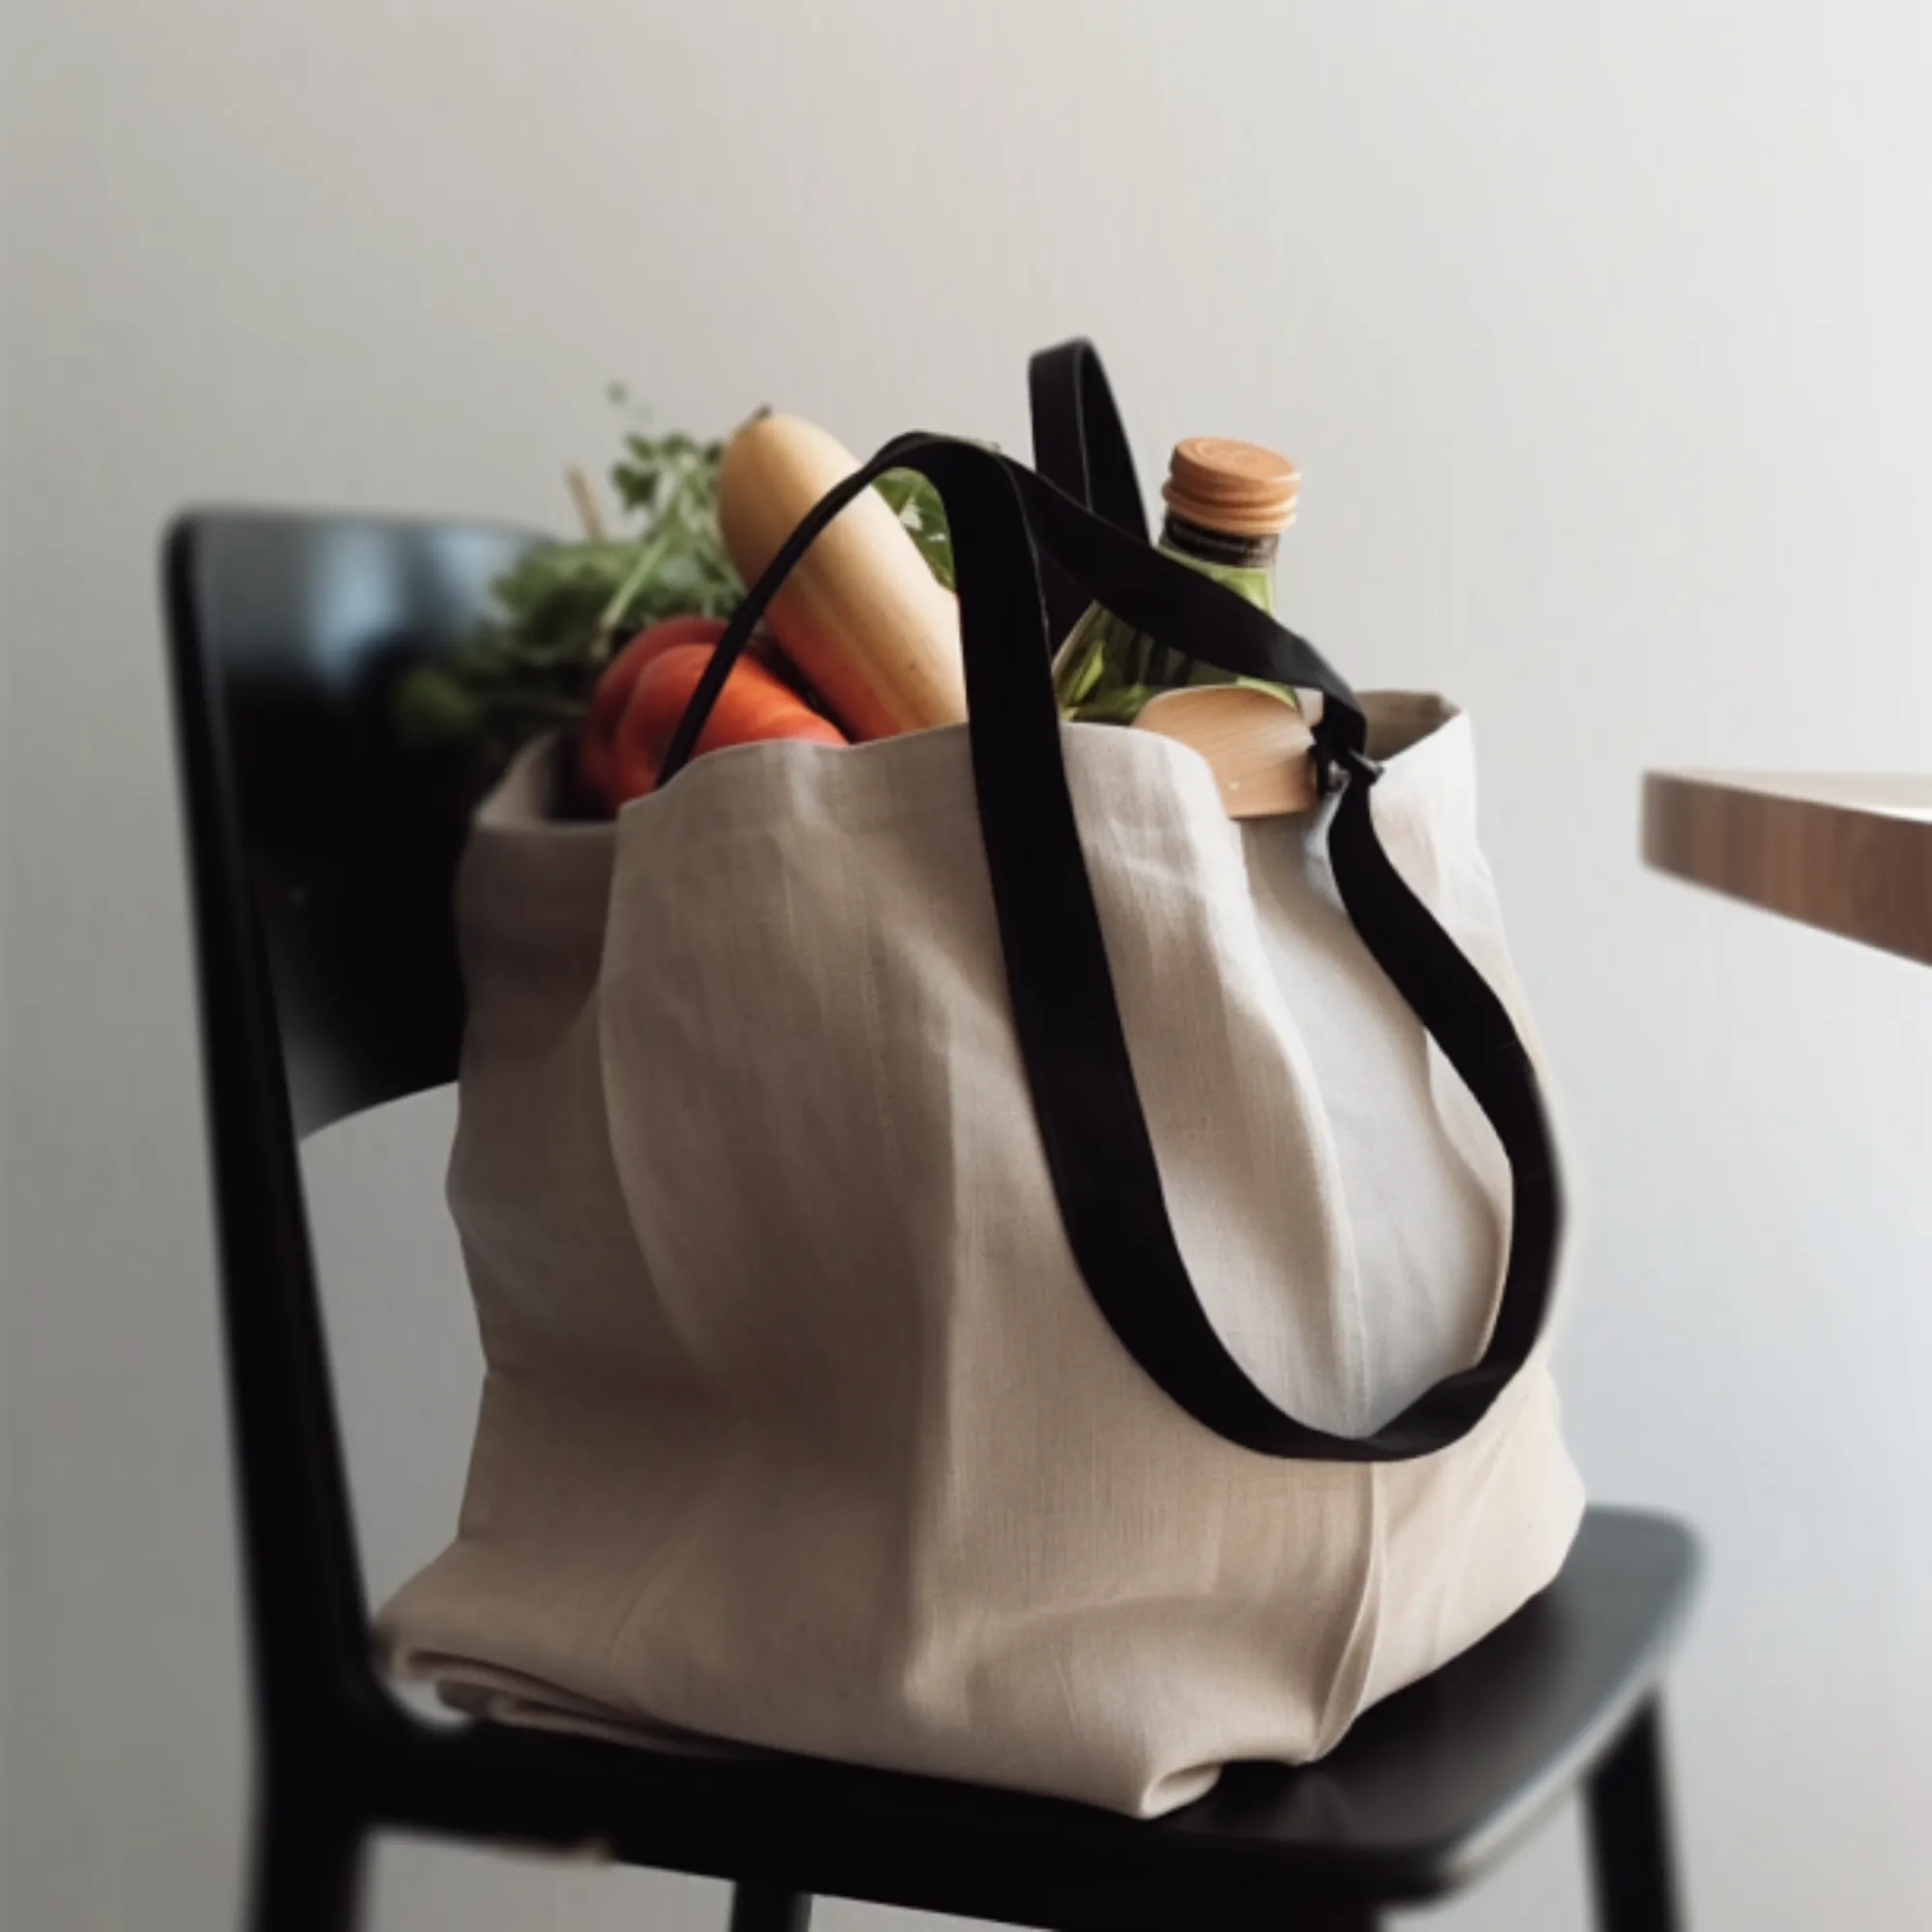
168;513;551;1131
162;510;551;1738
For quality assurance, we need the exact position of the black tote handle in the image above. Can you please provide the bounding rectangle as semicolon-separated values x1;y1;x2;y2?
1029;339;1149;639
659;434;1559;1463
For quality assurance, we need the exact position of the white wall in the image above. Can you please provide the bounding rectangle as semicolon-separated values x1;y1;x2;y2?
6;2;1932;1928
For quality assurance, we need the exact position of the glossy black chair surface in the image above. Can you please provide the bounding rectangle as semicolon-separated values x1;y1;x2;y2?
163;508;1698;1932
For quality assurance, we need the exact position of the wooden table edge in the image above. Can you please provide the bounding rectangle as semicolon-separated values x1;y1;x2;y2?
1642;770;1932;968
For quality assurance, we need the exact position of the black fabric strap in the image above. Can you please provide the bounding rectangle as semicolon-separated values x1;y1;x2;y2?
1029;339;1149;643
661;431;1559;1463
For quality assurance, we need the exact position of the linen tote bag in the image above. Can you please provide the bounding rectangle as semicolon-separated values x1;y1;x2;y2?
381;350;1583;1818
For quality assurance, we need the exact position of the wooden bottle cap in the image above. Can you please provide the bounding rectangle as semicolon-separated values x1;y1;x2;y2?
1163;437;1300;537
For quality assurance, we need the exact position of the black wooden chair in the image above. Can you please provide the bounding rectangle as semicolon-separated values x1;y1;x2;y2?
162;508;1700;1932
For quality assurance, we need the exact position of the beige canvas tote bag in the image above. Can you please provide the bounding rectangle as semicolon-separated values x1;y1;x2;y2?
381;372;1582;1818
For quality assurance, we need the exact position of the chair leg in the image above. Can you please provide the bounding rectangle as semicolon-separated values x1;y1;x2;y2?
248;1792;366;1932
729;1880;812;1931
1584;1698;1683;1932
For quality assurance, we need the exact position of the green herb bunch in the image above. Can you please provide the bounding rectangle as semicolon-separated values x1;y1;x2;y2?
873;469;954;592
392;395;954;776
392;400;741;768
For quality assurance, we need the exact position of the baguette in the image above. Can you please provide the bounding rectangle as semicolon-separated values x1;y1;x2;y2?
716;413;966;741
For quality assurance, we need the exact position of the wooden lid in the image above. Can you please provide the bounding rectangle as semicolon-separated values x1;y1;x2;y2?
1162;436;1300;537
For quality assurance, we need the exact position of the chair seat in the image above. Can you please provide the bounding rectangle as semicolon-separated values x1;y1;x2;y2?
374;1507;1695;1930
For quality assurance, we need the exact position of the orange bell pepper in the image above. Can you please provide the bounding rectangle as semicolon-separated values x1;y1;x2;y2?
580;616;846;812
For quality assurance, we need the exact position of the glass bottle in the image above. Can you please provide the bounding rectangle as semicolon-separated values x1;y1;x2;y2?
1052;436;1300;724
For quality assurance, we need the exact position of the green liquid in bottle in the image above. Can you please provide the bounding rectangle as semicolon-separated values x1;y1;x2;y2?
1051;436;1300;724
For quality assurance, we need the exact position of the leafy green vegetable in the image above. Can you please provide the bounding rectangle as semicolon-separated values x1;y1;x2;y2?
874;469;954;591
393;398;954;777
393;413;742;768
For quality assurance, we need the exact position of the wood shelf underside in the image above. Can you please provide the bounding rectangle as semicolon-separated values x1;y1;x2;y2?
1643;772;1932;967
